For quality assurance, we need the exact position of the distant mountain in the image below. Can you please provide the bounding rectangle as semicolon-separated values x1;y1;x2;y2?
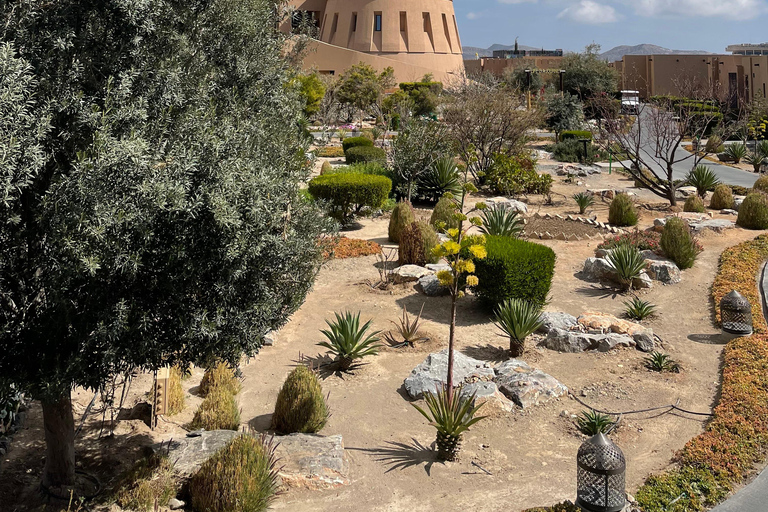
463;43;540;61
600;44;712;62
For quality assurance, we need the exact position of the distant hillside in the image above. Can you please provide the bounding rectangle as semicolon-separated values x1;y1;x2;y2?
463;43;540;61
600;44;711;62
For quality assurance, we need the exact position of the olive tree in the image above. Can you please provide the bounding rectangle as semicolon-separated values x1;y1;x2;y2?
0;0;328;492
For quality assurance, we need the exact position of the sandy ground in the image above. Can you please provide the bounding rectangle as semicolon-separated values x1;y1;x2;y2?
2;168;760;512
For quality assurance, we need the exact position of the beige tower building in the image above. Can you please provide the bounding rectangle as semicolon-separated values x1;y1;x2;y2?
283;0;465;83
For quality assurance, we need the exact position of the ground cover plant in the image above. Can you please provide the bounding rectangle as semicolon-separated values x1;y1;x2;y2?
316;146;345;158
597;230;661;253
271;365;329;434
322;237;382;260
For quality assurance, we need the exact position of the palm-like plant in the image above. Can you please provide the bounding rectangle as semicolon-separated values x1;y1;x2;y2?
644;351;680;373
624;297;656;320
573;192;595;214
384;305;428;348
725;143;747;164
685;165;720;198
744;141;768;173
318;311;382;370
577;410;615;435
479;205;524;238
607;244;647;290
493;298;543;357
412;385;487;461
420;157;462;201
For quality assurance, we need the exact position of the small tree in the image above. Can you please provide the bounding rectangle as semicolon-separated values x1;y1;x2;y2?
389;118;453;199
561;43;618;99
337;62;394;126
503;66;544;95
292;72;326;117
546;92;585;140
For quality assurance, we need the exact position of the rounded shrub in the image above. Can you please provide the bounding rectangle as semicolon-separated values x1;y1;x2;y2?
608;193;639;227
429;196;459;232
342;136;374;153
737;193;768;230
474;236;556;311
661;217;700;270
388;201;415;243
683;195;706;213
709;184;734;210
753;176;768;194
271;365;329;434
190;434;279;512
345;146;386;165
308;173;392;225
200;362;241;398
189;387;240;431
399;221;439;266
559;130;593;141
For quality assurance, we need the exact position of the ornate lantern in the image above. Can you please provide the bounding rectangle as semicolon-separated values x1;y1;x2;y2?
720;290;753;336
576;433;626;512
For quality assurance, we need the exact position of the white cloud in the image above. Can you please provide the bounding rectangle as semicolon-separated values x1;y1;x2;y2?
631;0;765;19
558;0;620;23
466;11;483;19
498;0;539;4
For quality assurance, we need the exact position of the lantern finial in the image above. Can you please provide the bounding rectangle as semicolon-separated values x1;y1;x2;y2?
720;290;753;336
576;433;626;512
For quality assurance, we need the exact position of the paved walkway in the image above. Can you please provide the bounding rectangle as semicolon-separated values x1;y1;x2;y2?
710;468;768;512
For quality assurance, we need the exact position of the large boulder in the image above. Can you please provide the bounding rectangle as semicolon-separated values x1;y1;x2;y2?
582;257;617;281
417;274;450;296
494;360;568;408
404;349;495;399
459;381;515;413
640;251;681;285
689;219;736;233
162;430;240;477
392;265;432;284
275;434;350;490
577;311;650;337
537;312;579;334
485;197;528;214
542;329;635;353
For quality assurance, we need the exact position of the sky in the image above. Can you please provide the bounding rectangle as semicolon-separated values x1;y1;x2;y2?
454;0;768;54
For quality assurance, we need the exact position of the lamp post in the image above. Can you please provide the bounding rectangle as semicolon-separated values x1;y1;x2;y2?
579;138;590;164
559;69;566;97
525;69;532;110
720;290;753;336
576;433;627;512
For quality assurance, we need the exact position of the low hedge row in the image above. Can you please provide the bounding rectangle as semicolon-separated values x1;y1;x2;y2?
559;130;593;141
308;173;391;225
342;136;373;153
345;146;387;165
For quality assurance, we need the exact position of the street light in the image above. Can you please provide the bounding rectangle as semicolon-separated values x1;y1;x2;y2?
559;69;566;97
525;69;532;110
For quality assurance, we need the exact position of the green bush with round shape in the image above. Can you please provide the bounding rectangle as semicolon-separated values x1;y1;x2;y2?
189;387;240;431
710;184;735;210
342;136;374;153
345;146;386;165
430;196;459;232
271;365;329;434
399;221;439;266
474;236;556;311
683;195;706;213
661;217;700;270
559;130;593;142
190;434;279;512
388;201;415;243
608;193;639;227
737;193;768;230
753;176;768;194
308;173;392;225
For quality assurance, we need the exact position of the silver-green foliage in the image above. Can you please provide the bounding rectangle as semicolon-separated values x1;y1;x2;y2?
607;244;647;289
493;298;543;356
685;165;720;198
479;205;523;237
318;311;382;370
572;192;595;214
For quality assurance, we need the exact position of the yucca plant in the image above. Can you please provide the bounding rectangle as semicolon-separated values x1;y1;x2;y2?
725;143;747;164
385;304;428;348
644;351;680;373
607;244;647;290
318;311;382;371
573;191;595;214
624;297;656;321
577;410;615;436
493;298;543;357
744;141;768;173
479;205;524;238
685;165;720;198
412;385;487;461
420;157;462;201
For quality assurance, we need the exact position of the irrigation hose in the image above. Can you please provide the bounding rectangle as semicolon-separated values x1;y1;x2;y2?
570;393;714;417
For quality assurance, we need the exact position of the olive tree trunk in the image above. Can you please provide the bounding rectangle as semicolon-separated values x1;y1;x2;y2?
41;394;76;490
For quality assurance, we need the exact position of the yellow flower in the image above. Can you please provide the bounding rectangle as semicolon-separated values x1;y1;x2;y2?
457;291;465;299
470;217;483;227
452;213;468;222
447;228;460;239
437;270;454;286
476;201;488;210
469;245;487;259
463;182;478;193
466;275;479;287
465;260;476;273
443;241;460;255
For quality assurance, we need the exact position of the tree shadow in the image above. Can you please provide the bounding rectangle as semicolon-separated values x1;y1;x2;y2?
572;284;621;300
687;333;733;345
462;343;509;364
395;294;492;328
248;413;273;433
348;438;439;475
290;353;367;380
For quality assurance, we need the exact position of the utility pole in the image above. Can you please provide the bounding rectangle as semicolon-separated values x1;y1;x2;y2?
525;69;532;110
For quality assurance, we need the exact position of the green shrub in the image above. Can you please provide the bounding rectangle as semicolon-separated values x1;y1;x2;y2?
473;236;556;310
430;196;459;232
683;195;706;213
608;193;639;227
271;366;329;434
548;139;598;164
342;136;374;153
190;434;279;512
730;184;749;196
320;161;332;175
399;221;439;266
115;455;178;511
705;135;724;154
737;192;768;230
200;362;241;398
308;173;392;225
710;184;734;210
559;130;593;141
388;200;415;243
190;387;240;431
485;153;552;195
661;217;700;269
345;146;387;165
753;175;768;194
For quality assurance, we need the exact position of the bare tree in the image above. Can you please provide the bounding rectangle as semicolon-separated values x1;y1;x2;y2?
443;73;541;180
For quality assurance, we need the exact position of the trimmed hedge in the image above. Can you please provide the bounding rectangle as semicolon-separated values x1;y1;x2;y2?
473;236;556;310
308;173;392;225
342;136;373;153
736;193;768;230
345;146;387;165
559;130;593;141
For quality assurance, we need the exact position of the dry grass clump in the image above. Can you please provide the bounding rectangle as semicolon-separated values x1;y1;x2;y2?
114;455;178;511
190;387;240;431
199;362;241;398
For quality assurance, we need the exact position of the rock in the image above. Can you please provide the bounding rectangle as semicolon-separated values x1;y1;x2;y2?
162;430;240;477
168;498;185;510
689;219;736;233
275;434;350;490
578;311;650;337
678;186;698;197
653;218;667;232
721;209;738;215
582;257;616;281
734;196;746;211
537;312;579;334
633;331;655;352
632;272;653;289
595;248;613;258
459;381;515;413
392;265;431;284
425;263;451;273
542;329;635;353
485;197;528;214
494;360;568;408
417;274;449;296
437;233;450;243
404;349;495;399
640;251;681;284
597;335;636;352
263;330;276;347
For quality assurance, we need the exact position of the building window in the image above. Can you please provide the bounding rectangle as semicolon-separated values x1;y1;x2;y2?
400;12;407;32
331;13;338;33
352;13;357;31
374;13;382;31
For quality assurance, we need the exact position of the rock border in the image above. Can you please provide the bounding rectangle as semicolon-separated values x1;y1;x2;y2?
525;212;627;241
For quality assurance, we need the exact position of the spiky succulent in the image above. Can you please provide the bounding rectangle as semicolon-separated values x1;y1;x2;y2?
577;410;615;436
385;304;428;348
685;165;720;198
573;191;595;214
607;244;647;290
644;351;680;373
478;205;524;238
624;297;656;321
493;298;543;357
318;311;382;371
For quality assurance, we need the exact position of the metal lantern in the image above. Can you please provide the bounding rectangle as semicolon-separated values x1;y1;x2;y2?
720;290;753;336
576;433;626;512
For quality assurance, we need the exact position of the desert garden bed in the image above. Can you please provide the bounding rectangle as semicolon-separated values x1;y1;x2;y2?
524;213;625;240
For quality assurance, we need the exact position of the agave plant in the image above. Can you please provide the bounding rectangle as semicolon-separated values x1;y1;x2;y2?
725;143;747;164
685;165;720;198
478;205;524;238
607;244;647;290
577;410;615;436
420;157;462;201
644;351;680;373
318;311;382;371
493;298;543;357
624;297;656;321
744;141;768;173
384;304;428;348
573;191;595;214
412;385;487;461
